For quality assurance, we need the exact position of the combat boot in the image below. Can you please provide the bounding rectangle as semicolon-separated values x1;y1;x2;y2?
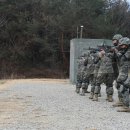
117;107;130;112
89;92;94;99
80;89;85;96
108;95;113;102
112;101;123;107
75;87;80;94
92;94;98;101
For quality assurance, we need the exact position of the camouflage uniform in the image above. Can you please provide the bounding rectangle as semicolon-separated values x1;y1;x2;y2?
76;53;89;95
112;34;124;107
112;34;122;80
77;51;96;96
76;55;86;93
115;50;129;111
114;37;130;112
89;53;101;99
93;52;114;101
83;52;95;84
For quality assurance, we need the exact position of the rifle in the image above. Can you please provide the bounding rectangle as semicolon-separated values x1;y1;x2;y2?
97;44;115;53
88;47;100;53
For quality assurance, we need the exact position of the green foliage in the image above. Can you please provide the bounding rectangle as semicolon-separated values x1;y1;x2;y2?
0;0;130;78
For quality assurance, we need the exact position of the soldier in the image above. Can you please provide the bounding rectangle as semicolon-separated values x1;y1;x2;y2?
81;51;96;96
89;51;101;99
111;34;125;107
112;34;123;80
75;52;89;95
92;49;114;102
113;37;130;112
81;52;90;96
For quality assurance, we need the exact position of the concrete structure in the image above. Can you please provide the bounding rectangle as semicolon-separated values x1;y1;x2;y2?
69;38;112;84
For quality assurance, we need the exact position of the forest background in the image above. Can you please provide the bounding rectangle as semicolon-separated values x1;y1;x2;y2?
0;0;130;79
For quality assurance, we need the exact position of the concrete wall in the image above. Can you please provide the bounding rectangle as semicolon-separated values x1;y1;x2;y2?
69;38;112;84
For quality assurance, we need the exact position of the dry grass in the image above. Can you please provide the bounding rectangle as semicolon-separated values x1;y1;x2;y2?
0;80;6;84
0;80;15;91
6;79;70;85
0;79;70;91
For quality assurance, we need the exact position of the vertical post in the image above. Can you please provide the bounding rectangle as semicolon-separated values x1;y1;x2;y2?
80;25;84;38
77;26;79;38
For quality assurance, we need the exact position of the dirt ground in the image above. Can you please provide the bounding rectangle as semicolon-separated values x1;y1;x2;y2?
0;79;70;130
0;79;130;130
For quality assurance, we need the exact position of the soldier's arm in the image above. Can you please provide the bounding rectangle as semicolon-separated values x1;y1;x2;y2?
84;57;88;66
93;54;101;64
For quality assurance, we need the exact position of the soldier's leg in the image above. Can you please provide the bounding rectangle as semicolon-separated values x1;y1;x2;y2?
83;74;90;93
117;74;128;101
124;78;130;88
89;75;95;99
91;73;101;97
75;74;82;93
89;87;94;99
93;73;103;101
106;73;114;102
106;86;114;102
80;74;89;96
92;85;100;101
117;78;130;112
86;74;95;93
98;85;101;97
76;82;82;93
81;82;89;96
112;84;124;107
118;86;123;102
83;83;90;93
117;86;130;112
113;73;128;107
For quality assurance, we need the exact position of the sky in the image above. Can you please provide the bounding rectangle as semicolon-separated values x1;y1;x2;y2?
127;0;130;3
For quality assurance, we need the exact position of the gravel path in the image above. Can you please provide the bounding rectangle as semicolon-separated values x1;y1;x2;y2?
0;79;130;130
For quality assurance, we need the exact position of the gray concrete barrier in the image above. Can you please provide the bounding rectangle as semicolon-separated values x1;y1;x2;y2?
69;38;112;84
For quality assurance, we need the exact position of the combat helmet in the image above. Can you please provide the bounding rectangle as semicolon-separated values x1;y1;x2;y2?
112;34;123;41
118;37;130;46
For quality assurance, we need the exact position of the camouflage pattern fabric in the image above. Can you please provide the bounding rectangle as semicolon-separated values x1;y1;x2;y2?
82;53;96;83
116;51;129;107
76;54;89;91
76;56;86;89
124;78;130;88
90;54;101;93
94;52;114;95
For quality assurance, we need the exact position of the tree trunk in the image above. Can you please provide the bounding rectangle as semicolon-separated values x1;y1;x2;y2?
59;32;69;75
